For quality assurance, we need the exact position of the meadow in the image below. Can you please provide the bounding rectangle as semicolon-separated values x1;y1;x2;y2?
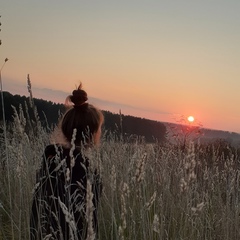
0;96;240;239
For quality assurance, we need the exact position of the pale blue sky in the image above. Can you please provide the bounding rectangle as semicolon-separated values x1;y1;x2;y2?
1;1;240;132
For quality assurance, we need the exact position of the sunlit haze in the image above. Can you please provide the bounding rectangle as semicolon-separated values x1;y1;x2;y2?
1;1;240;133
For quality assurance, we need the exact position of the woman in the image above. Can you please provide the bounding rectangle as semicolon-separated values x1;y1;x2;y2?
30;84;104;240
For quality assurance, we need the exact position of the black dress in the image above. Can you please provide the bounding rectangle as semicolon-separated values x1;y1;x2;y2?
30;145;101;240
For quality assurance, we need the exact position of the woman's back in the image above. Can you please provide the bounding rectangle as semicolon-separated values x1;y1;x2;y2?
30;144;101;240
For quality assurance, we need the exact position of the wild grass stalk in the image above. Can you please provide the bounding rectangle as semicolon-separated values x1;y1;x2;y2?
0;58;15;240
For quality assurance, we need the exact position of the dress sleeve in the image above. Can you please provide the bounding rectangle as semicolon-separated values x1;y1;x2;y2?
30;145;57;239
92;169;102;234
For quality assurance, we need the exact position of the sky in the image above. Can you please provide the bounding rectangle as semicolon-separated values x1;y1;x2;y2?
1;0;240;133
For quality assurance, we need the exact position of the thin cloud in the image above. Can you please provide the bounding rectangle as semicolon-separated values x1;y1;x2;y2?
3;79;172;123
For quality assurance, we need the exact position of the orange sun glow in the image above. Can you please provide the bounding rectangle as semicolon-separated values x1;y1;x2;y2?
187;116;195;122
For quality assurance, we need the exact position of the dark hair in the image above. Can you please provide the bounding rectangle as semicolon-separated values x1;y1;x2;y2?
61;84;104;145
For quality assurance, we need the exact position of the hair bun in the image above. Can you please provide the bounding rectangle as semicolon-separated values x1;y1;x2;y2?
70;84;88;106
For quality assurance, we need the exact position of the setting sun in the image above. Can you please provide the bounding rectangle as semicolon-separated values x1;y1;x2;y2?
188;116;195;123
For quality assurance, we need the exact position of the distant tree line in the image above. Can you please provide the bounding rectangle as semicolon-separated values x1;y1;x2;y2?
103;111;166;142
0;92;65;128
0;91;167;143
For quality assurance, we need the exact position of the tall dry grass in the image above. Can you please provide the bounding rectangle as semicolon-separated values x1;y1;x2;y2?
0;96;240;239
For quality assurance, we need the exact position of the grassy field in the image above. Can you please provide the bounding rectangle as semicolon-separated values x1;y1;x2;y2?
0;104;240;239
